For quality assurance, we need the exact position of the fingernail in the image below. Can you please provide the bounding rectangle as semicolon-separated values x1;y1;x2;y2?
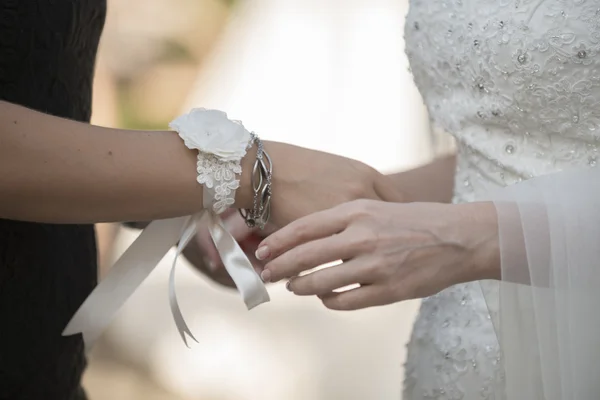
261;269;271;283
285;280;292;292
255;246;270;261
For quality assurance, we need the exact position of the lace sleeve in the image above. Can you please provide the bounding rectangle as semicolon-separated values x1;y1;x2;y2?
480;166;600;399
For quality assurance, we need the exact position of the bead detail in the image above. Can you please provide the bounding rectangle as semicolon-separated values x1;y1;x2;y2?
403;0;600;397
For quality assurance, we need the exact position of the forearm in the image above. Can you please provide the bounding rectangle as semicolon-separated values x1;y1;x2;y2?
0;101;255;223
457;202;501;282
388;153;456;203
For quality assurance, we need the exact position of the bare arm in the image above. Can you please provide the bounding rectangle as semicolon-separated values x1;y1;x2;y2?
387;153;456;203
0;101;255;223
0;101;399;226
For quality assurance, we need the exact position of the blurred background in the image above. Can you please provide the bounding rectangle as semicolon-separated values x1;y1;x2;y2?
87;0;448;399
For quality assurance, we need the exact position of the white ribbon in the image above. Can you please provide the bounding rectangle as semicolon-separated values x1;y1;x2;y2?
63;212;270;352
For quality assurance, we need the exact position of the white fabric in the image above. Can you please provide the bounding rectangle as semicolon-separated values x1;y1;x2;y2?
64;216;192;351
484;169;600;399
403;0;600;398
64;211;270;352
170;108;252;214
64;110;269;350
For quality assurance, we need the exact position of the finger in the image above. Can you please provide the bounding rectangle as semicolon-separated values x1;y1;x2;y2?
256;206;350;262
288;259;372;296
244;247;267;274
318;284;392;311
264;229;368;282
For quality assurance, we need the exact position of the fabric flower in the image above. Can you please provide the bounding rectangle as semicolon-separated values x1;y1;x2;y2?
169;108;251;162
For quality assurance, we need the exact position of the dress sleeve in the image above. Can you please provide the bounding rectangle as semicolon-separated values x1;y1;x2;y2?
480;167;600;399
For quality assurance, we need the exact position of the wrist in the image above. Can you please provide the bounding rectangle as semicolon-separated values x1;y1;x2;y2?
234;142;259;209
456;202;501;282
389;155;456;203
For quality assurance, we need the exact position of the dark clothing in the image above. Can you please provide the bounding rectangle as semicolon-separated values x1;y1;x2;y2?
0;1;107;398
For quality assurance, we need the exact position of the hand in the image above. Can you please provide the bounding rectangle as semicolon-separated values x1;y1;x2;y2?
237;142;407;228
256;200;500;310
183;211;266;288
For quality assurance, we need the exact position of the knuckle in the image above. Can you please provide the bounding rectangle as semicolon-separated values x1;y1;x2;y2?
353;199;381;218
351;226;379;253
293;221;311;242
342;199;372;221
364;258;381;277
367;254;390;279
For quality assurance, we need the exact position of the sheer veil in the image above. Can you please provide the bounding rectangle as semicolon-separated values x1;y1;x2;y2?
480;167;600;399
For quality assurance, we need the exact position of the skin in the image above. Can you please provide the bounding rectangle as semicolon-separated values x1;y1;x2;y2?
0;101;403;282
203;154;459;288
255;196;501;312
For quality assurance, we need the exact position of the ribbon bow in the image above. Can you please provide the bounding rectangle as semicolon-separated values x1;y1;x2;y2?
63;212;270;352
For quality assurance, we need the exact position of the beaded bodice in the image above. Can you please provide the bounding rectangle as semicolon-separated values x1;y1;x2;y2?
405;0;600;201
402;0;599;398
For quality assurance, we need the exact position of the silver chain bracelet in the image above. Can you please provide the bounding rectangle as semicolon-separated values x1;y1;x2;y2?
239;133;272;229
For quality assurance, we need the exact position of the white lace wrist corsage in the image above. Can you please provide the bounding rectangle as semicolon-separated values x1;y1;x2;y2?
63;108;270;352
169;108;254;214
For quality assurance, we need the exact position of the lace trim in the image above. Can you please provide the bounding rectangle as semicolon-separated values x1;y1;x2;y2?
197;152;242;214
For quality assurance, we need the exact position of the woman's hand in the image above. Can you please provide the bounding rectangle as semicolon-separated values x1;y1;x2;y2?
186;140;408;288
237;142;407;228
256;200;500;310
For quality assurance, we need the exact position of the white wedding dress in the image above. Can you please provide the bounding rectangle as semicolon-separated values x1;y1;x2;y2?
402;0;600;398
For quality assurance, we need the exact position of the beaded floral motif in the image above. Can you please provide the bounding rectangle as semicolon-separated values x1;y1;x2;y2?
403;0;600;398
403;282;504;400
170;108;254;214
197;153;243;214
405;0;600;154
